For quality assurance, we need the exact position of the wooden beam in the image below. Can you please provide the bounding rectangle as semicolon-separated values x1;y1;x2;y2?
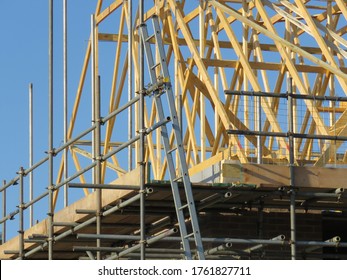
335;0;347;22
96;0;123;24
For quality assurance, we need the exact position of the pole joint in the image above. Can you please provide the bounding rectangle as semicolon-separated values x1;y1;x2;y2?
47;237;54;243
92;118;105;125
137;89;148;96
139;239;147;246
17;167;26;176
47;185;56;191
46;148;57;157
288;188;297;195
95;155;104;163
17;203;26;210
96;210;103;217
138;128;147;134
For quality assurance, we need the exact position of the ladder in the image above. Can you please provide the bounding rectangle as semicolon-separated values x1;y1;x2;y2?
139;15;205;260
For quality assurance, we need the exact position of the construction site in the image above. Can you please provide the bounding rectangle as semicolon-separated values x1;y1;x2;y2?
1;0;347;260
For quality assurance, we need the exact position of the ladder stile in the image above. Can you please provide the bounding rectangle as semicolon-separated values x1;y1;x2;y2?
139;16;205;260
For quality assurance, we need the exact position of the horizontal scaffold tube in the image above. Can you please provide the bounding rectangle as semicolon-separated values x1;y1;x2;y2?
69;183;140;190
105;228;179;260
225;90;347;102
227;129;347;141
76;233;347;248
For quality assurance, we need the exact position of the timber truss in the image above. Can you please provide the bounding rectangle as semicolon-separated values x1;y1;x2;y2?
1;0;347;260
59;0;347;178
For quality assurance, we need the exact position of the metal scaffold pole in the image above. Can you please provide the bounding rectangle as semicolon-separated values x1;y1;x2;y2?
91;14;102;260
48;0;54;260
288;77;296;260
199;0;206;161
1;180;6;244
139;0;146;260
18;167;25;260
63;0;68;207
257;95;262;164
29;83;34;227
91;12;96;185
128;0;133;172
95;74;102;260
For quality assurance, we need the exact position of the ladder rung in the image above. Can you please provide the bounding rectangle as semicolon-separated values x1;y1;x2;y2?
179;204;189;211
151;62;160;70
167;147;177;154
173;176;182;182
184;232;195;239
145;34;155;42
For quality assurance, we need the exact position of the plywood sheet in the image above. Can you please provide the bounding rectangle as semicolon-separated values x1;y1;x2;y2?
222;163;347;189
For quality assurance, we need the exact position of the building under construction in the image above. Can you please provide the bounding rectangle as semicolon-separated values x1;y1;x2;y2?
1;0;347;260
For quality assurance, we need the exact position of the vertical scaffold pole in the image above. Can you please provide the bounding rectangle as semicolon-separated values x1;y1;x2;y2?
242;0;249;155
199;0;206;162
18;167;25;259
63;0;68;207
257;95;262;164
2;180;6;244
95;75;102;260
48;0;54;260
139;0;146;260
91;13;96;185
288;77;296;260
29;83;34;227
128;0;133;172
91;14;102;260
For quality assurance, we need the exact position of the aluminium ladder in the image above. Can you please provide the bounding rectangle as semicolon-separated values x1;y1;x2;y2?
139;15;205;260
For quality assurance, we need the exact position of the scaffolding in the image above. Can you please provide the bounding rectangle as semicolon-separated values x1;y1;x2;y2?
1;0;347;260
